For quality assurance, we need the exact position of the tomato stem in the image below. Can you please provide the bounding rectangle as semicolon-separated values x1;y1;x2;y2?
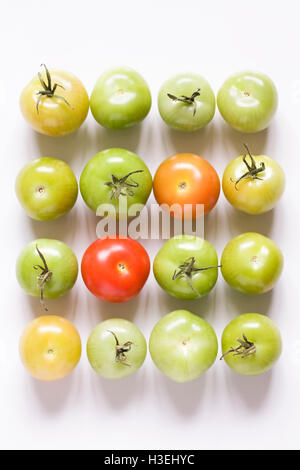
220;333;256;360
167;88;201;116
231;144;265;190
172;257;221;298
104;170;144;199
107;330;133;367
33;245;53;311
36;64;73;114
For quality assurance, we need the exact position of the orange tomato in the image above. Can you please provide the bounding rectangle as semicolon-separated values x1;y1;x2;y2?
19;315;81;381
153;153;220;219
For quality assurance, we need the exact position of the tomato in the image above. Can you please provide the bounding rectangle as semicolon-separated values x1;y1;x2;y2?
157;73;215;131
222;145;285;214
15;157;78;221
221;313;282;376
90;67;151;129
149;310;218;383
217;71;278;133
153;153;220;219
81;237;150;302
80;148;152;216
20;64;89;137
16;239;78;311
153;236;219;299
19;315;81;381
87;318;147;379
221;233;283;294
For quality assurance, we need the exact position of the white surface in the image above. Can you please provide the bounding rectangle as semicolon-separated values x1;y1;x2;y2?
1;0;299;451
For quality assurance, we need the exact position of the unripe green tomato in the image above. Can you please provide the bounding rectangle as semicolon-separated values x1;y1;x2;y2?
217;71;278;133
87;319;147;379
221;233;283;294
149;310;218;383
90;67;151;129
20;65;89;137
153;235;219;299
221;313;282;376
222;149;285;214
80;148;152;216
16;239;78;309
15;157;78;221
158;73;215;131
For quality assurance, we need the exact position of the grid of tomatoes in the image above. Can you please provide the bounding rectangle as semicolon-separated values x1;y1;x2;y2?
16;65;284;383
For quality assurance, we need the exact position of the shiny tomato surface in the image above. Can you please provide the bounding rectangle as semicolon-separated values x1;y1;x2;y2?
153;153;220;219
81;236;150;302
19;315;81;381
20;66;89;137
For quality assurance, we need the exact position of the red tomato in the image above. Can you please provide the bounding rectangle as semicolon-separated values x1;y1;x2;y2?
81;237;150;302
153;153;220;219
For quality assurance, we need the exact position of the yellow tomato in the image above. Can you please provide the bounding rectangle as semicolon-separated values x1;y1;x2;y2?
19;315;81;381
20;65;89;137
222;149;285;214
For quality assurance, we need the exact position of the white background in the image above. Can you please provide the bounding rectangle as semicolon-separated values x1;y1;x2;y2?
1;0;299;451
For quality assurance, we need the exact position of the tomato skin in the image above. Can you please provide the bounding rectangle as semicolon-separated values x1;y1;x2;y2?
87;319;147;379
221;314;282;376
221;233;283;294
217;71;278;133
90;67;151;129
153;153;220;219
158;73;215;131
19;315;81;381
153;236;219;299
16;239;78;300
81;237;150;302
20;68;89;137
222;154;285;214
149;310;218;383
80;148;152;215
15;157;78;221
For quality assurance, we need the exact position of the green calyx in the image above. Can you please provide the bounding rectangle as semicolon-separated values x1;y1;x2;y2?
220;334;256;360
33;244;52;311
167;88;201;116
36;64;72;114
231;144;265;190
104;170;144;199
107;330;133;367
172;256;221;297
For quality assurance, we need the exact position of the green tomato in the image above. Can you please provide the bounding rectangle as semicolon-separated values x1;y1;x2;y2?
19;64;89;137
87;318;147;379
15;157;78;221
90;67;151;129
153;236;219;299
158;73;215;131
149;310;218;383
16;239;78;310
217;71;278;133
80;148;152;216
222;145;285;214
221;233;283;294
221;313;282;376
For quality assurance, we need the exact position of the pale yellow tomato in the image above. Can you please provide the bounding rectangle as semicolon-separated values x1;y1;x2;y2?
222;149;285;214
20;65;89;137
19;315;81;381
